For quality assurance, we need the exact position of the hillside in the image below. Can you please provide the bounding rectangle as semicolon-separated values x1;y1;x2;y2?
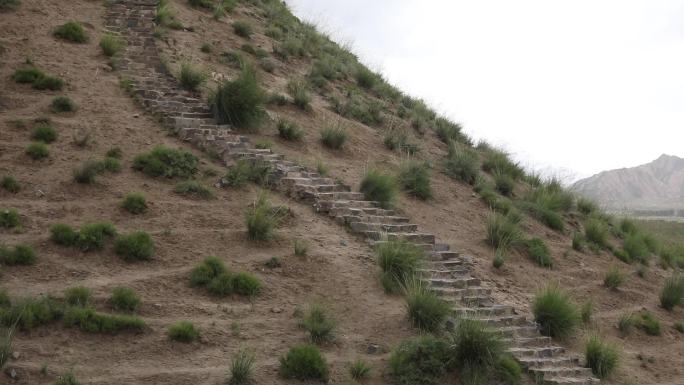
0;1;682;385
573;154;684;213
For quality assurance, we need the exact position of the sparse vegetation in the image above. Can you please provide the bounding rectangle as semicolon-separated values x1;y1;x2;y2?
100;34;123;57
585;335;619;379
168;321;199;342
179;62;207;91
1;176;20;193
0;208;20;229
174;180;213;199
659;274;684;310
360;169;397;208
122;193;147;214
212;67;265;130
51;96;76;112
320;125;347;149
26;142;49;159
533;283;580;340
133;146;198;178
300;304;335;343
277;119;304;141
115;231;154;261
54;21;88;43
229;349;255;385
604;267;625;290
404;280;449;332
398;161;432;200
279;344;329;382
110;286;141;312
376;240;423;293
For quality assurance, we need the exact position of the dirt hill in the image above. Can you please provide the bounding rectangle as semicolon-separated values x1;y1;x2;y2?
0;1;682;385
573;154;684;212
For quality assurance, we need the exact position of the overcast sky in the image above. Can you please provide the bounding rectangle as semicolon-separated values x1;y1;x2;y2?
286;0;684;181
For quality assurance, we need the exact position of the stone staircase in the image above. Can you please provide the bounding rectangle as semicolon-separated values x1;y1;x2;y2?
104;2;599;384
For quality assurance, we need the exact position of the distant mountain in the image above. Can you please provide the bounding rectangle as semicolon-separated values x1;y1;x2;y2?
572;154;684;212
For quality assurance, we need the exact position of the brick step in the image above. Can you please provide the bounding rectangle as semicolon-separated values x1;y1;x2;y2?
349;222;418;233
423;276;480;288
518;356;581;369
509;346;566;358
453;304;515;317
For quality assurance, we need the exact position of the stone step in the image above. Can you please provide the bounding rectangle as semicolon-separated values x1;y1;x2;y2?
424;277;480;288
349;222;419;233
518;356;582;369
509;346;565;358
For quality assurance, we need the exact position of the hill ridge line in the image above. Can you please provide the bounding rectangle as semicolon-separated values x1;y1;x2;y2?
104;1;599;383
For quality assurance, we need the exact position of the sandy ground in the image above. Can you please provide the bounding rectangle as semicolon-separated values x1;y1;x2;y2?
0;1;682;384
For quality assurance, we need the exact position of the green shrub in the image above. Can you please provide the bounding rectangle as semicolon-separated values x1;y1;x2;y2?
190;256;226;286
133;146;198;178
26;142;49;159
277;119;304;141
212;67;265;130
51;96;76;112
229;349;256;385
31;123;57;143
110;286;141;312
450;319;507;384
122;193;147;214
443;147;479;184
54;22;88;43
12;67;44;83
279;344;329;382
50;224;78;246
0;244;36;265
389;336;450;385
232;20;253;38
174;180;213;199
55;372;82;385
349;359;371;380
0;209;20;229
585;336;619;379
0;0;20;11
73;160;104;184
639;312;661;335
1;176;20;193
100;34;122;57
404;280;449;332
360;169;397;208
320;125;347;149
33;76;64;91
168;321;199;342
618;313;636;335
64;286;91;307
533;284;580;340
604;267;625;290
355;66;378;89
63;307;145;333
659;274;684;310
585;219;608;248
245;192;285;242
485;212;522;251
232;272;262;297
398;161;432;200
115;231;154;261
77;222;116;251
0;296;62;330
287;79;311;110
179;62;207;91
376;240;423;293
525;237;553;268
300;304;335;343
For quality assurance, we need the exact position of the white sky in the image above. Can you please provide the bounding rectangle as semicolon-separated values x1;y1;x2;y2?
286;0;684;181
